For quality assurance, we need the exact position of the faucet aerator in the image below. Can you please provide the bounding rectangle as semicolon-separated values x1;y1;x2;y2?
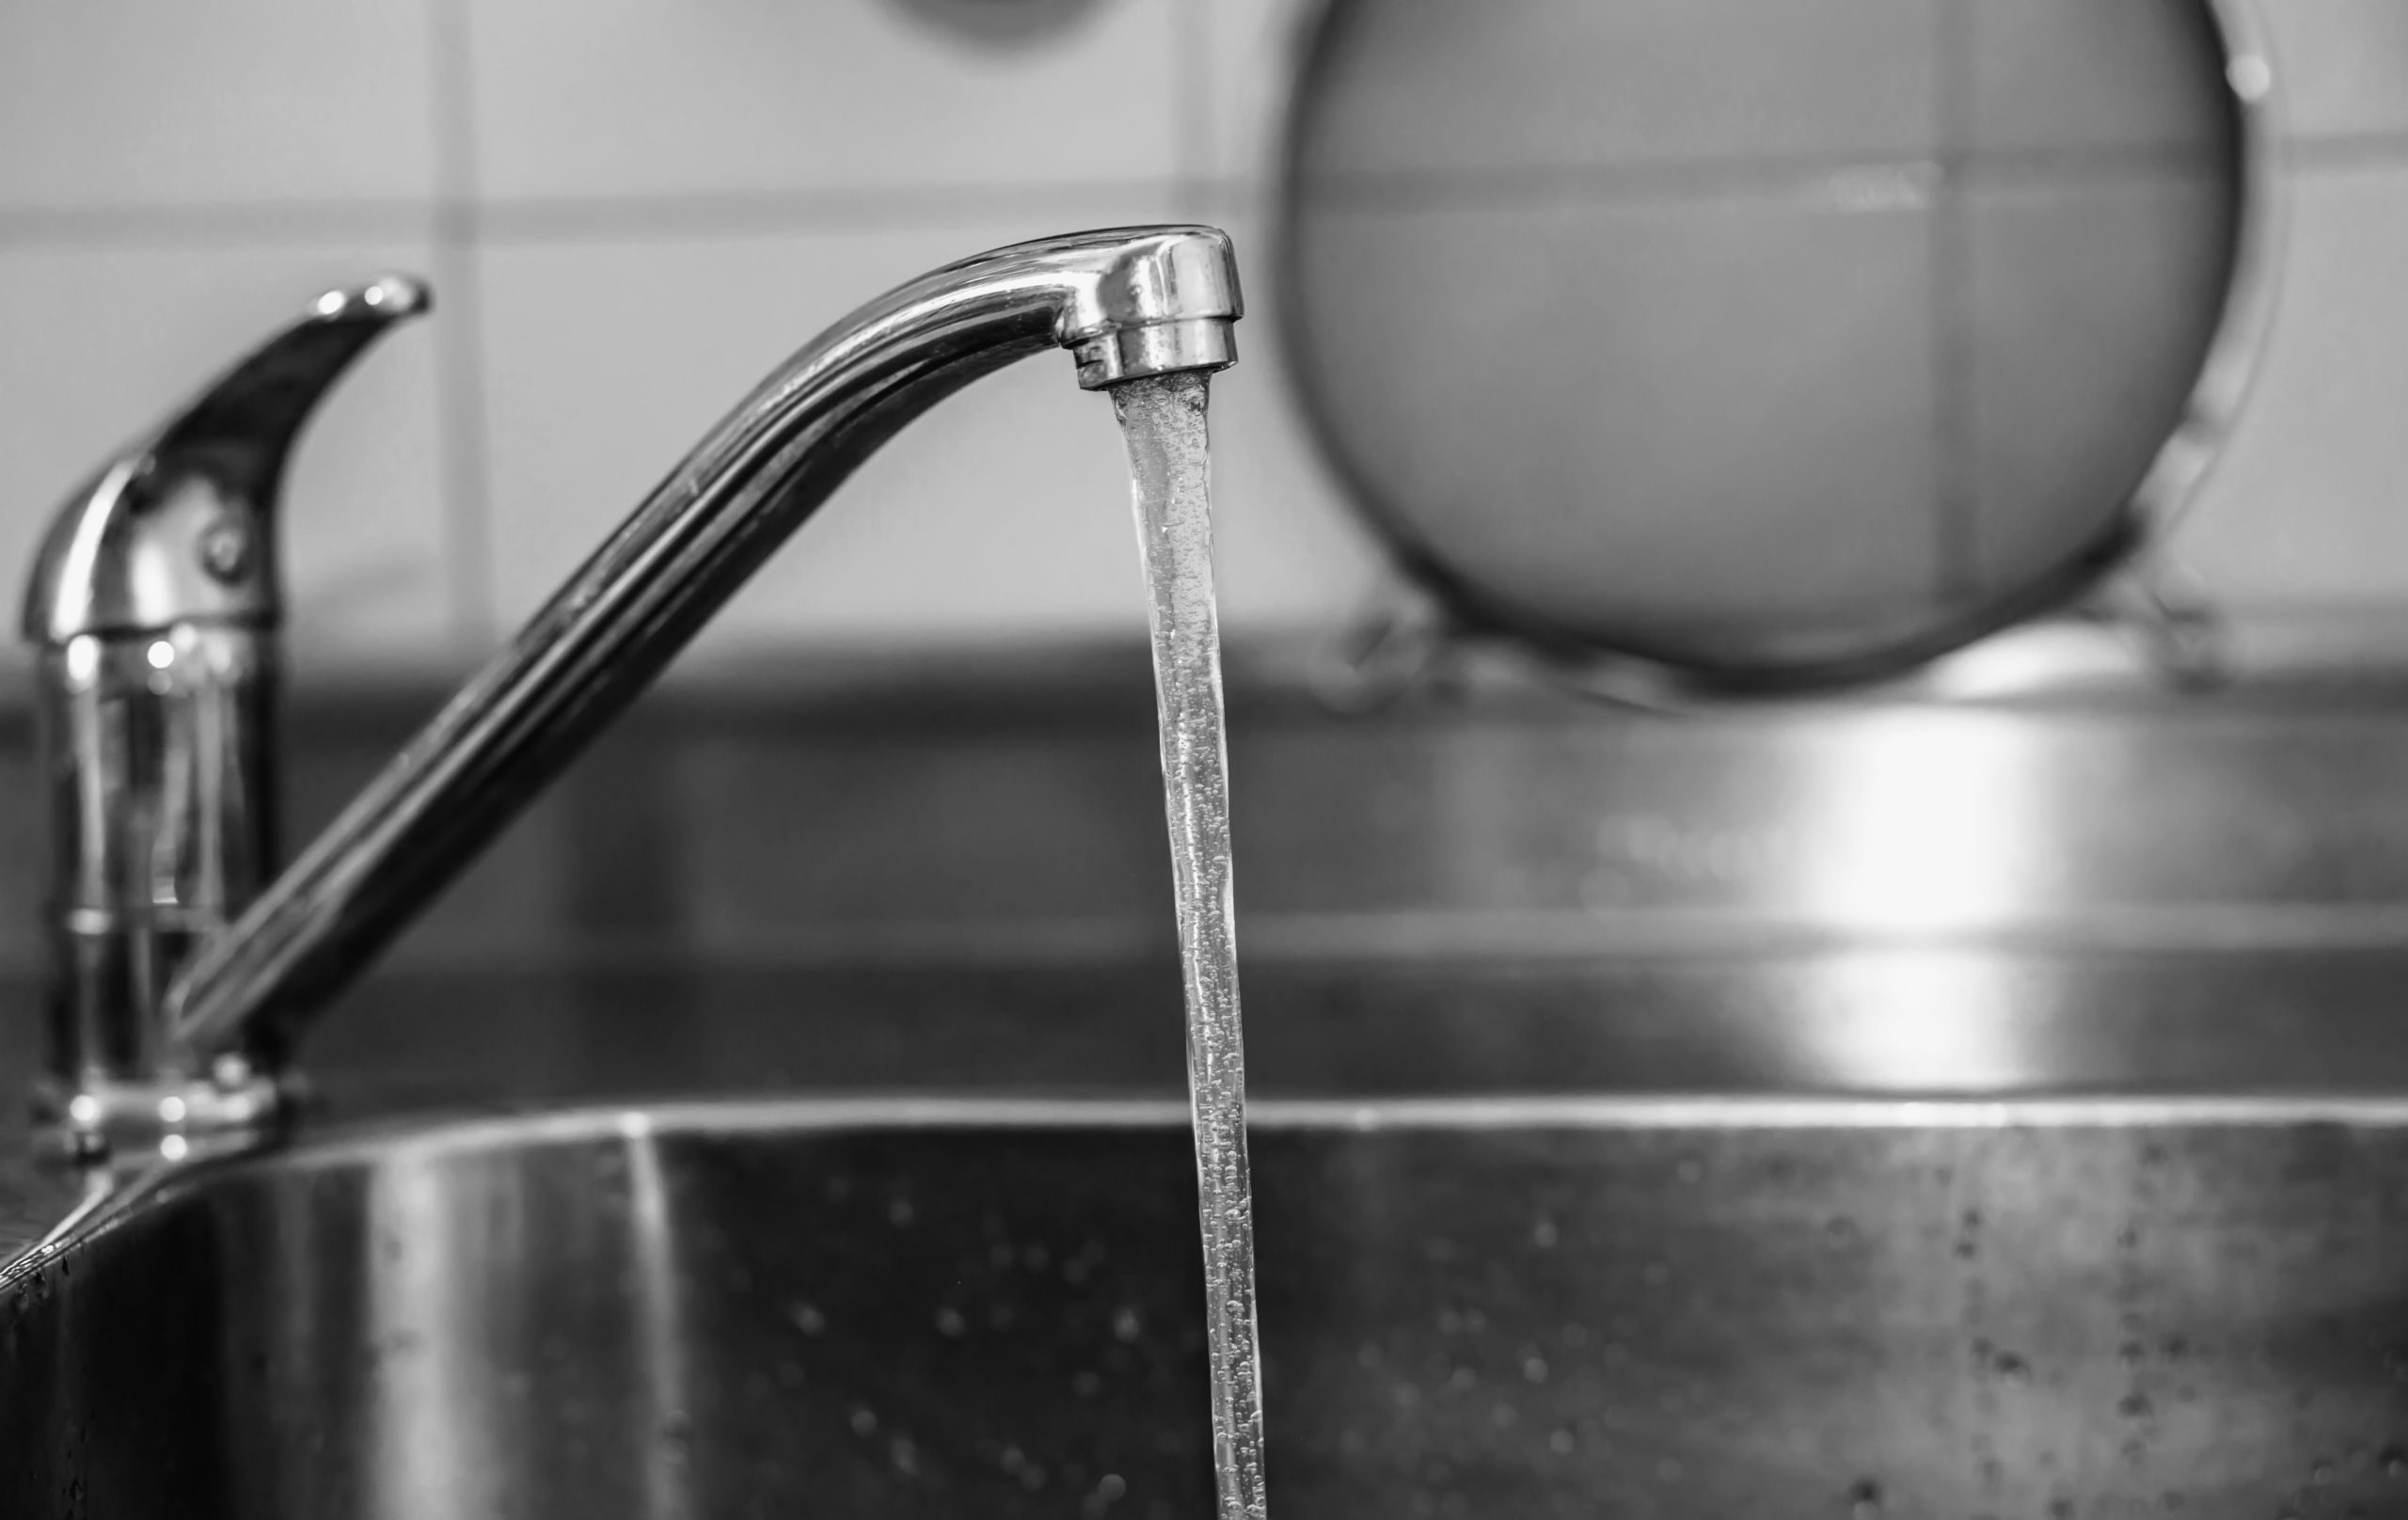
1073;317;1240;390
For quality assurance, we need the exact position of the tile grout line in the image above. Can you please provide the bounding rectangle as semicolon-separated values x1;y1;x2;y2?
0;178;1253;249
425;0;499;655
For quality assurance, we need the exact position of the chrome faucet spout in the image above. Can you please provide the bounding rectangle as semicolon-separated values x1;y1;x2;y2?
164;225;1243;1065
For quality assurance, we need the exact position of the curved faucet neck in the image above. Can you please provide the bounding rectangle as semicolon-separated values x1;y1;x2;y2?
165;226;1242;1066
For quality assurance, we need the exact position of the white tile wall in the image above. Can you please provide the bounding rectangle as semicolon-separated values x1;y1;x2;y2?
2180;160;2408;606
0;0;2404;674
0;2;438;210
464;0;1182;203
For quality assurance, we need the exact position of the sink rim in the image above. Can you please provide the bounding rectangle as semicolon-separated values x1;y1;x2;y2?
142;1089;2408;1176
14;1087;2408;1301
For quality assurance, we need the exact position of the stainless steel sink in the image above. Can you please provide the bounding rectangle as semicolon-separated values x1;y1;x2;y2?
14;678;2408;1516
8;1091;2408;1517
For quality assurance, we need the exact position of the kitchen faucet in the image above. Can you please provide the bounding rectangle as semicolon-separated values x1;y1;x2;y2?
15;226;1243;1219
20;276;431;1174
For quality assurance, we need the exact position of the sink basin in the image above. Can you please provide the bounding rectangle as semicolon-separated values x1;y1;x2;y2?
8;1094;2408;1517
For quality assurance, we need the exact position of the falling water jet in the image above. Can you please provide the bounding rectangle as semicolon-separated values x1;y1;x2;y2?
1112;371;1269;1520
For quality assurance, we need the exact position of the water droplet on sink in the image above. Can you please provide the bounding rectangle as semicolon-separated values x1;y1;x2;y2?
1523;1355;1549;1384
850;1406;878;1437
935;1306;966;1338
1082;1473;1129;1517
1549;1427;1576;1456
1002;1445;1026;1474
788;1302;826;1336
891;1437;919;1476
1532;1217;1560;1249
888;1198;915;1228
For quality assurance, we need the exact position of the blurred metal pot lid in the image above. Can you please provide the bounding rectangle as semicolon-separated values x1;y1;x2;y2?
1275;0;2281;701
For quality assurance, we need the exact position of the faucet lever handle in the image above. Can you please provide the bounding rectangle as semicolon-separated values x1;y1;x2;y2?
22;273;431;644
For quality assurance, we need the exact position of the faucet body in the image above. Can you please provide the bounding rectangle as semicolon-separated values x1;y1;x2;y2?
20;279;427;1164
121;227;1240;1088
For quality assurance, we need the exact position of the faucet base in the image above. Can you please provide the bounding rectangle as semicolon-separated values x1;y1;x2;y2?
32;1059;283;1174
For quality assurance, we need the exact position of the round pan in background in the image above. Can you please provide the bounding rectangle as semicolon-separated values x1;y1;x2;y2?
1277;0;2279;694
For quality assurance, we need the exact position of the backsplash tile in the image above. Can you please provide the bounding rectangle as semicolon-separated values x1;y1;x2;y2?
0;1;437;210
2258;0;2408;143
0;0;2402;673
465;0;1180;204
1200;0;1307;188
2179;160;2408;608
